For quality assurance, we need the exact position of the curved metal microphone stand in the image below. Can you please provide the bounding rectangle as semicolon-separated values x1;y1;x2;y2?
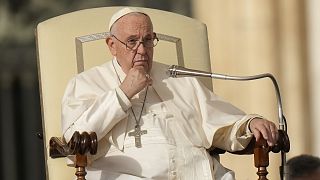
168;65;290;180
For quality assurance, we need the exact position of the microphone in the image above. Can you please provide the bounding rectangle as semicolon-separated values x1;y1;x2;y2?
168;65;289;179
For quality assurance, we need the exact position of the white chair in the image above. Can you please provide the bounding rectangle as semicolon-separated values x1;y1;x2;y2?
36;6;213;180
37;5;291;180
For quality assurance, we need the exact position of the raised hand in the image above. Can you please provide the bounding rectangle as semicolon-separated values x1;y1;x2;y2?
119;66;152;99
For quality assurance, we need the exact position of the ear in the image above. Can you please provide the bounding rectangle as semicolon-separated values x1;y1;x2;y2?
106;36;117;56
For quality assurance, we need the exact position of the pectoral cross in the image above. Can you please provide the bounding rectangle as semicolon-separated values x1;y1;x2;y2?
128;125;147;148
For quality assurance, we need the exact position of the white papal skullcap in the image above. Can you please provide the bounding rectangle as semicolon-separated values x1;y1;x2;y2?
108;7;146;31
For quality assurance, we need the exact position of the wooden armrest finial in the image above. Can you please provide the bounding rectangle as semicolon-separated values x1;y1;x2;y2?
49;131;97;158
49;131;98;180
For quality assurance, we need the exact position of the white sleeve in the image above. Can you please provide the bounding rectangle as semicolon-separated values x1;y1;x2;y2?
191;78;263;151
115;86;132;111
61;77;129;142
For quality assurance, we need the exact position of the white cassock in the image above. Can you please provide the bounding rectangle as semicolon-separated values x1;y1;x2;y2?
62;58;261;180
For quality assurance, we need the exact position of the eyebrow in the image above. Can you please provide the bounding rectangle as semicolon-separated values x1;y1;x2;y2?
126;33;153;40
126;35;139;40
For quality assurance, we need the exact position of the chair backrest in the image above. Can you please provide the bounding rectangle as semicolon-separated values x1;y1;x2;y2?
36;6;212;180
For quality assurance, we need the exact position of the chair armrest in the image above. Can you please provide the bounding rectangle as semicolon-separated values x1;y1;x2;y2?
208;130;290;179
208;129;289;155
49;131;98;180
49;131;98;158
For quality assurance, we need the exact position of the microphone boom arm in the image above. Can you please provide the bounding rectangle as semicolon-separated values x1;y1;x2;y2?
168;65;286;131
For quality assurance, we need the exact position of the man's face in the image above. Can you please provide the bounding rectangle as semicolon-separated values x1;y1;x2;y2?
107;13;154;74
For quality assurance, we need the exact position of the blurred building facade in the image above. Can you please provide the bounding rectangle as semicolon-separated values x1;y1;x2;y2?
0;0;319;180
193;0;320;179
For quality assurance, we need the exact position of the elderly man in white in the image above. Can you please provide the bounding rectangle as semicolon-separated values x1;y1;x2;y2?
62;7;279;180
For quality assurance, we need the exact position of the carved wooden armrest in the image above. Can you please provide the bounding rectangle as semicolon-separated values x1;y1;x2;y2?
49;131;98;180
208;130;290;179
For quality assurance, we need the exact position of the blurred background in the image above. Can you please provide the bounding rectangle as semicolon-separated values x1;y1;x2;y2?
0;0;319;180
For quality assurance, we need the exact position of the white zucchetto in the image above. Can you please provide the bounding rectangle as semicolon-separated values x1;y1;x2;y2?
108;7;146;31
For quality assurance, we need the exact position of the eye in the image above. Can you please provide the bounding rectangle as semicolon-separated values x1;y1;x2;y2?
144;37;153;44
127;39;138;46
144;35;153;40
146;38;153;42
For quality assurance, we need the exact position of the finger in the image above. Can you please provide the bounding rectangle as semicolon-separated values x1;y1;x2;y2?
275;130;279;143
256;124;277;146
253;126;276;146
269;131;278;146
251;128;261;142
257;125;273;144
258;128;275;146
269;124;279;145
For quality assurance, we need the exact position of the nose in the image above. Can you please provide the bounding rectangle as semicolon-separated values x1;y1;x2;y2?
136;41;147;54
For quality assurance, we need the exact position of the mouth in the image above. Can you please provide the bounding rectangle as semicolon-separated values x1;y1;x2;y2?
133;60;148;66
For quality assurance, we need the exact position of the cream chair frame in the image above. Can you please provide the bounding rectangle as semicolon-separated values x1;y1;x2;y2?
36;6;213;180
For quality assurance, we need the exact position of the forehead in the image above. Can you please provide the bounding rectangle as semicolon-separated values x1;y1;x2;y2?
114;13;153;35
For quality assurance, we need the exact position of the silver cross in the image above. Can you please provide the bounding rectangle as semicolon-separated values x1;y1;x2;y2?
128;125;147;148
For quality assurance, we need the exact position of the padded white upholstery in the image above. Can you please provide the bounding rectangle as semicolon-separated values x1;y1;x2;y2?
36;6;212;180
